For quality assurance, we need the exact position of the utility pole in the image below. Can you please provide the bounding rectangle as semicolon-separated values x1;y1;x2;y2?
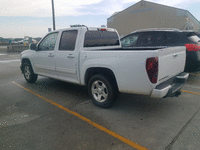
51;0;56;30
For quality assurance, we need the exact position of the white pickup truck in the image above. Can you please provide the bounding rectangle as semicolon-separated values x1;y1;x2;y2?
20;26;189;108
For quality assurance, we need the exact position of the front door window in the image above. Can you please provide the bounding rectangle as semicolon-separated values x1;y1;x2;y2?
38;32;58;51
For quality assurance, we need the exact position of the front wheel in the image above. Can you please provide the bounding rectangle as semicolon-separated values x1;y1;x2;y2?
88;75;118;108
23;62;38;83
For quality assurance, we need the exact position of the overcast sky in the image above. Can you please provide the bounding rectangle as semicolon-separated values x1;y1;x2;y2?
0;0;200;38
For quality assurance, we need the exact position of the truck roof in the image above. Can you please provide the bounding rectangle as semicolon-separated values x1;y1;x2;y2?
50;25;117;33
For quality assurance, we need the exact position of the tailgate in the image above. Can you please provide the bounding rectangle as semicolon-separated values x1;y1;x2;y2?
157;46;186;83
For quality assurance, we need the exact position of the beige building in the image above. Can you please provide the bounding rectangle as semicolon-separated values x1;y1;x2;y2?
107;0;200;37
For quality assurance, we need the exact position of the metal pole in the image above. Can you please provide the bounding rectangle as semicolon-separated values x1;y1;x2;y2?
52;0;56;30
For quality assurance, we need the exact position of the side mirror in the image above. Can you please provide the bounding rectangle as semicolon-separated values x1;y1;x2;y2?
30;43;37;50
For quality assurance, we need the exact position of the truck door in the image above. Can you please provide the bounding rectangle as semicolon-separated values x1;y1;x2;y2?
54;30;79;83
32;32;58;78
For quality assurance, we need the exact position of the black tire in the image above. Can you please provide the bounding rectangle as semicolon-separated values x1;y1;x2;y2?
88;74;118;108
23;62;38;83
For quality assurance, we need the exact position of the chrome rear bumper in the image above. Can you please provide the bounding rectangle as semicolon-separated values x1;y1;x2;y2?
151;72;189;98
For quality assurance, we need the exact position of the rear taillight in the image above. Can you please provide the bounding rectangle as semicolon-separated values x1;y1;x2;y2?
185;44;200;51
146;57;158;84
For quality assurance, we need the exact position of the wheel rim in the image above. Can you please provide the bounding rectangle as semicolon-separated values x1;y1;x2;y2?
24;65;31;80
91;80;108;102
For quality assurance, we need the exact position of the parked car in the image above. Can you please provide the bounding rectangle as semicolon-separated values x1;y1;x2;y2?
121;28;200;72
20;26;188;108
181;30;200;72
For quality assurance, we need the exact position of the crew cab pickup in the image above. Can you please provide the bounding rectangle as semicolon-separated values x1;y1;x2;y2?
20;26;189;108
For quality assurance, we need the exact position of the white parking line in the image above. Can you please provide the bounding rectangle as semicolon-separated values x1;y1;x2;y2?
0;59;20;63
0;54;7;56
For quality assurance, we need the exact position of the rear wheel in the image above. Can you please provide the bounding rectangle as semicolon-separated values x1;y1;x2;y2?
88;74;118;108
23;62;38;83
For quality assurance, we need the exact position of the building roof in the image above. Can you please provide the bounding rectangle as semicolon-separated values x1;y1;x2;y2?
110;11;121;17
108;0;200;25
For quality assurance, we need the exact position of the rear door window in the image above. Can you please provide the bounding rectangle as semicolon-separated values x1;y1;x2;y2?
84;30;119;47
138;32;164;47
163;32;189;46
59;30;78;51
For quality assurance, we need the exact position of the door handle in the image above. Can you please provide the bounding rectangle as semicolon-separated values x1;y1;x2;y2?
67;54;75;58
48;53;54;57
173;54;178;58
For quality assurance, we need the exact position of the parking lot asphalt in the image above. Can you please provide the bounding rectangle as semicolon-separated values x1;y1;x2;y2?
0;53;200;150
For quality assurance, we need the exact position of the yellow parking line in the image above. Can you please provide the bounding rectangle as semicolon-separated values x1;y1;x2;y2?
181;90;200;96
12;81;148;150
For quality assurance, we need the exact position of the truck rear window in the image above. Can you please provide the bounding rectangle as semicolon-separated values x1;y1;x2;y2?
84;30;119;47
